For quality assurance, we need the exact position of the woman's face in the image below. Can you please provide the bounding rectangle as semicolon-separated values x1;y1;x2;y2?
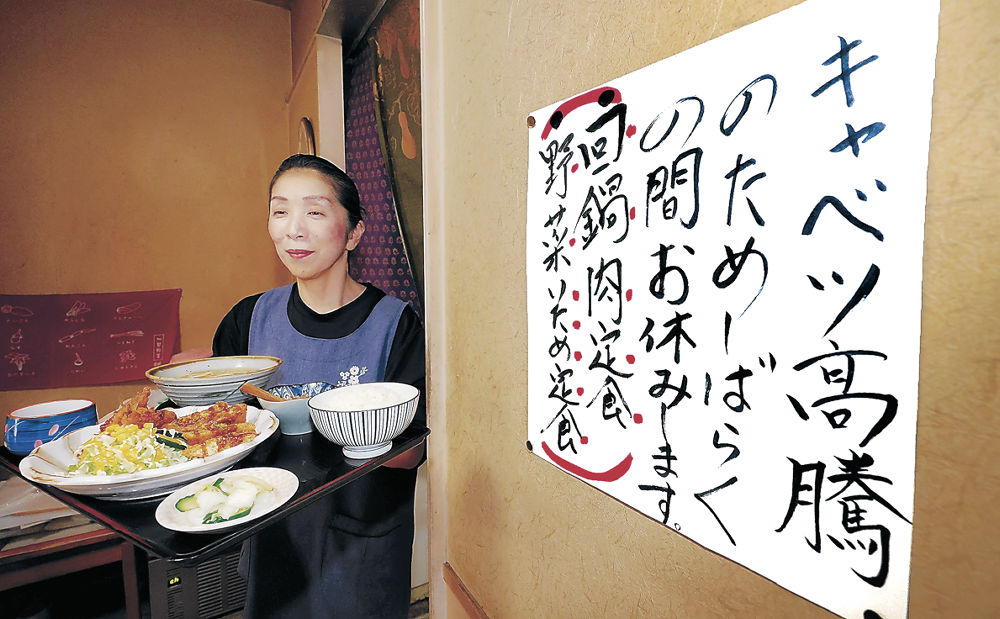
267;168;363;283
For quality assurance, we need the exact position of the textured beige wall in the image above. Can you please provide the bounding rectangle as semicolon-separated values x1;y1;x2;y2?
288;39;321;154
424;0;1000;617
0;0;291;415
290;0;330;79
910;0;1000;615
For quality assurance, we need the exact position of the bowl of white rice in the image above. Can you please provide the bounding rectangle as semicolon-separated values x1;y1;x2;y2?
307;382;419;459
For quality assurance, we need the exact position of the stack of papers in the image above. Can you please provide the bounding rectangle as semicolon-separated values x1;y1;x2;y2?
0;470;92;551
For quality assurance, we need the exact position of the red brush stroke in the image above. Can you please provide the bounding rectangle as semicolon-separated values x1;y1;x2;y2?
540;86;623;140
541;441;632;482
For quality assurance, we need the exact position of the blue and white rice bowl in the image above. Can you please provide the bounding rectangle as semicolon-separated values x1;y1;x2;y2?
264;382;337;435
4;399;98;456
308;382;419;459
146;356;281;407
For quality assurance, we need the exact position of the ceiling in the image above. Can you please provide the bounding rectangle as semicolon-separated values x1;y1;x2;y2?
250;0;292;9
318;0;385;54
251;0;385;55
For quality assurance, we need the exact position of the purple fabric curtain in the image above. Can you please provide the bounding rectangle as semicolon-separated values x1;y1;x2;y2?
344;34;423;321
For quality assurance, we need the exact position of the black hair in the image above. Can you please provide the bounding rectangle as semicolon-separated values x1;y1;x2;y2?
268;154;365;229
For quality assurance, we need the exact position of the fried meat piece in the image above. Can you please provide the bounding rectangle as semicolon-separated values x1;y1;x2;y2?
165;402;248;432
162;402;257;458
180;430;257;459
101;387;177;430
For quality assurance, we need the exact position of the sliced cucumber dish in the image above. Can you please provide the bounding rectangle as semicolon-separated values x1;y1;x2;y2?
174;475;274;525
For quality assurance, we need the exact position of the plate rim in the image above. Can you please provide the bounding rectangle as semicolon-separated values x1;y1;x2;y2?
146;355;281;383
18;405;278;490
154;466;299;533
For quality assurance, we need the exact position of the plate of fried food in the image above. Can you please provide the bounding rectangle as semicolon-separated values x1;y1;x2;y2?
18;388;279;501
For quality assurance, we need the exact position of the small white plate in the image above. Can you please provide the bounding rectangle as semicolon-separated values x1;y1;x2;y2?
155;467;298;534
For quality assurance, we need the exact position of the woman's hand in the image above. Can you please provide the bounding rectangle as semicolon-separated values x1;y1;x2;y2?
169;348;213;363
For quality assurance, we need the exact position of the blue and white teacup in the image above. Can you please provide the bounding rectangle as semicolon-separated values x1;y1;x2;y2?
263;382;337;435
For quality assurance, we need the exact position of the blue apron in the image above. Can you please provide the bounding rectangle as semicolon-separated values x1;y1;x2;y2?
240;285;414;619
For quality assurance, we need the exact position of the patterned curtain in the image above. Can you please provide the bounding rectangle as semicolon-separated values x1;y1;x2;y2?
345;0;423;320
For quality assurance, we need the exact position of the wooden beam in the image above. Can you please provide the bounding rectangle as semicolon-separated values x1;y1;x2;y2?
442;562;488;619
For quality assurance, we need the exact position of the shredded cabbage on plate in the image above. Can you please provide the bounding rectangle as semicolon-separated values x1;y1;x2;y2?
67;423;189;476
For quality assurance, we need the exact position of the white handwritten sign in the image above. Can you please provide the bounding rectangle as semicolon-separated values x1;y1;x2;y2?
525;1;939;616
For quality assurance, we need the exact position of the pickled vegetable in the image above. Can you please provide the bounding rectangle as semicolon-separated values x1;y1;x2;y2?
173;475;273;526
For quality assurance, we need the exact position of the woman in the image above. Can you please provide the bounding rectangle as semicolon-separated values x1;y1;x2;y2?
213;154;426;618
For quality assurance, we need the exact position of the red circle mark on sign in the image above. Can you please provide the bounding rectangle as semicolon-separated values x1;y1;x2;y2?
540;86;623;140
540;441;634;482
